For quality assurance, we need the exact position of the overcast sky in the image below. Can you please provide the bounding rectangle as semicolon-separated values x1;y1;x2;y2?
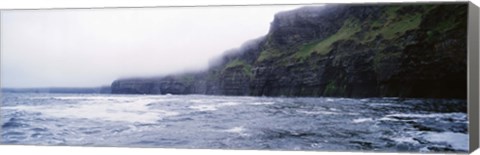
1;5;312;88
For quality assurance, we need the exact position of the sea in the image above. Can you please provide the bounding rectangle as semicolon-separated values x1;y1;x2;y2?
0;93;469;153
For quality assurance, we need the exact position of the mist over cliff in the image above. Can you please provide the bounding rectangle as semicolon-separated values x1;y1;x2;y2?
111;3;468;99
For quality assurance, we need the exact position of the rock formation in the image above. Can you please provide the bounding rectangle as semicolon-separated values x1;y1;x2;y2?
112;3;468;99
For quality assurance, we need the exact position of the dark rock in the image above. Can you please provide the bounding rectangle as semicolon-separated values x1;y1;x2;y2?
111;3;468;99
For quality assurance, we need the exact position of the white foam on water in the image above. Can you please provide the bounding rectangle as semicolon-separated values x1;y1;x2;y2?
3;97;179;123
329;108;339;111
325;98;335;102
392;137;419;144
386;113;465;118
53;96;131;101
419;146;430;152
381;113;467;123
360;99;369;102
222;102;240;106
189;99;208;103
352;118;374;123
222;126;249;136
296;110;338;115
224;126;246;133
247;102;275;105
422;132;469;151
189;104;218;111
189;102;241;111
378;117;397;121
369;103;408;107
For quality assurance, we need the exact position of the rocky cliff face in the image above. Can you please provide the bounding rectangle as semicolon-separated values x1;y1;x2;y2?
111;3;468;99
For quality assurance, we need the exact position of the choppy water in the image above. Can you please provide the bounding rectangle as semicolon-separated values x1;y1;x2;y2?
0;93;468;152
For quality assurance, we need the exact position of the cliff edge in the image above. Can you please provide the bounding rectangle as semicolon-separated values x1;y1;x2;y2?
112;3;468;99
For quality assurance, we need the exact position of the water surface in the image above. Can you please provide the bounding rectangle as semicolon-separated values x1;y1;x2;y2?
1;93;468;152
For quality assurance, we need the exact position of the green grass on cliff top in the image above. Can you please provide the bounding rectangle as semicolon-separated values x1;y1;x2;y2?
379;12;422;39
256;5;437;64
293;18;361;60
224;59;253;77
292;5;428;61
364;5;432;41
225;59;247;69
257;49;282;62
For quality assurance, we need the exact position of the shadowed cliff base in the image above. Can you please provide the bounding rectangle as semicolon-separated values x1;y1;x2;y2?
112;3;468;99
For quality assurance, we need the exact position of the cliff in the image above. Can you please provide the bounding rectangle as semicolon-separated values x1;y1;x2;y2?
111;3;468;99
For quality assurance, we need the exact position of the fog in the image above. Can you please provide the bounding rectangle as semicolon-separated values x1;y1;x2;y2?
1;5;307;88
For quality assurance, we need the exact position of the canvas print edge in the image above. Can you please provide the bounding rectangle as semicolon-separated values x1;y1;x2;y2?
0;1;477;154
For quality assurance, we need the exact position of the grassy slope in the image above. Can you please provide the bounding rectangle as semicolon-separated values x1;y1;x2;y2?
223;59;253;78
255;5;441;65
221;5;463;93
293;18;362;60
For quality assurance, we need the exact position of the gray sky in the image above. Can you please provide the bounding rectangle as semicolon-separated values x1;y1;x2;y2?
1;5;310;88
